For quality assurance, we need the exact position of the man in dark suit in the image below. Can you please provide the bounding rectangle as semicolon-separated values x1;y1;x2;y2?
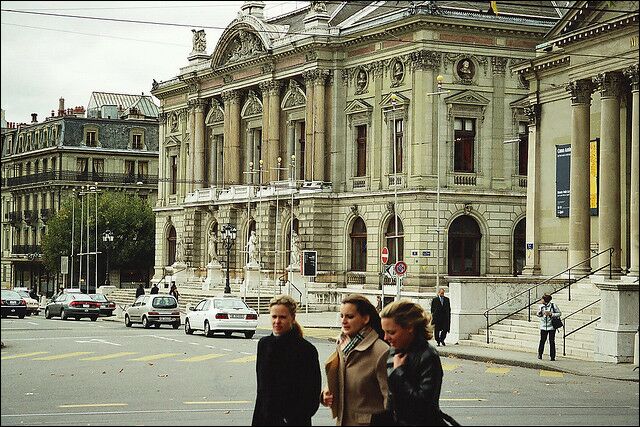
431;287;451;346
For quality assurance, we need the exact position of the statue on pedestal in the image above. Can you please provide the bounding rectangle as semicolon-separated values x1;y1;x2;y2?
247;230;259;265
208;228;218;264
290;231;302;266
175;235;185;264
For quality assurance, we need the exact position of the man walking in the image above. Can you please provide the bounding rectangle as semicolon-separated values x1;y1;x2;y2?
430;287;451;346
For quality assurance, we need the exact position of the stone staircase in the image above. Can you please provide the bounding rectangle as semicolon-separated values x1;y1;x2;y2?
460;281;601;360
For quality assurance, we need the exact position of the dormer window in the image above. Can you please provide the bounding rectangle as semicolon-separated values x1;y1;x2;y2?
84;126;99;147
130;129;145;150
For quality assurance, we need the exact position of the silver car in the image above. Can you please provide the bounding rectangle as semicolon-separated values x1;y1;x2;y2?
184;296;258;338
124;295;180;329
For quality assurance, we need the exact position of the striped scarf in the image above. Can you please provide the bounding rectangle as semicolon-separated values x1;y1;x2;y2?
340;327;369;356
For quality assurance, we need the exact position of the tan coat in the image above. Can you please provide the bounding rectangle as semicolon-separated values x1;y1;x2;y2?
325;330;389;426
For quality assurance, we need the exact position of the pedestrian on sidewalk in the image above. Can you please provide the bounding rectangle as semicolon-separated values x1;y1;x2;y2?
321;294;389;426
537;293;562;361
169;284;179;302
135;283;145;299
381;300;453;426
430;287;451;346
150;283;159;294
252;294;321;426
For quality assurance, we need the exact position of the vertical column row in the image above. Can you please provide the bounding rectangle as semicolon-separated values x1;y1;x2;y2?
624;65;639;278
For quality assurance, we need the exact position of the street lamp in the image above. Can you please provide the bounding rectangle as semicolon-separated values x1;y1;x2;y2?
102;229;114;286
221;223;237;294
434;74;446;290
390;93;401;300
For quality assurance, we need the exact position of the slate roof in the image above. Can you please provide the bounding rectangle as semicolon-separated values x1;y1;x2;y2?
87;92;159;118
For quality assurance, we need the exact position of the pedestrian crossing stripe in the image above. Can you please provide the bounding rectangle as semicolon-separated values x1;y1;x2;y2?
33;352;94;360
59;403;128;408
540;370;564;378
442;363;459;371
1;351;49;360
183;401;252;405
228;355;257;363
485;367;510;374
80;352;139;361
179;354;224;362
129;353;181;361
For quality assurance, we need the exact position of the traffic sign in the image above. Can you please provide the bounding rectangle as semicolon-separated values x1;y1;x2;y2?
394;261;408;276
383;264;395;279
381;247;389;264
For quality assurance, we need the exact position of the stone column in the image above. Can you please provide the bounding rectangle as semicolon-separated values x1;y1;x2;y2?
624;65;639;278
209;132;217;187
259;81;270;171
157;112;167;203
411;54;435;177
193;100;206;189
522;104;541;275
594;71;624;277
491;56;508;183
566;79;594;275
268;81;282;183
188;104;196;192
313;70;329;182
216;135;224;186
222;90;241;185
303;72;315;181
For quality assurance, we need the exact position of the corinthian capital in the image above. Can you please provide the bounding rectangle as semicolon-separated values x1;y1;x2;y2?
221;90;239;103
566;79;593;105
593;71;624;99
624;64;639;92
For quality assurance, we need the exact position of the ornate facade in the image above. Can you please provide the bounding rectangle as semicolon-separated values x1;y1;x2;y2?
151;1;562;291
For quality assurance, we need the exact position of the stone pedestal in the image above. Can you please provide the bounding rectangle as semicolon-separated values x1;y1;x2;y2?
242;262;261;294
287;265;307;304
448;281;486;345
593;279;639;363
203;261;223;291
169;262;188;289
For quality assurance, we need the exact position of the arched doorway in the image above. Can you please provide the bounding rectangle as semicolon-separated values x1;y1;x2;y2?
448;216;481;276
350;217;367;272
167;225;176;266
385;215;404;265
513;218;526;276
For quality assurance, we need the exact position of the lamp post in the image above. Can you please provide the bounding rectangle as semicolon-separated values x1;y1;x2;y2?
272;157;289;295
221;223;237;294
102;229;114;286
390;94;401;300
434;75;447;290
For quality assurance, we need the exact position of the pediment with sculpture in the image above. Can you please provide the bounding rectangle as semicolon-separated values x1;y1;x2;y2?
217;29;266;67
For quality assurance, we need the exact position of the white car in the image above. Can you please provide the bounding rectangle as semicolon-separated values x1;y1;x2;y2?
184;297;258;339
15;290;39;316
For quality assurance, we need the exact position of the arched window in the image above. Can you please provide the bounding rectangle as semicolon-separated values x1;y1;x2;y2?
513;218;526;276
350;217;367;271
385;215;404;264
448;216;481;276
167;226;176;266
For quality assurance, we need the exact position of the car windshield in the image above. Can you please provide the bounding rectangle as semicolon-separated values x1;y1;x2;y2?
16;290;30;298
72;294;94;302
152;296;177;309
2;290;21;299
89;294;108;302
214;299;248;310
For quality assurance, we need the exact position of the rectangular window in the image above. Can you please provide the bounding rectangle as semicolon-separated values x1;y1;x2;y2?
171;156;178;194
86;131;97;147
518;122;528;176
356;125;367;177
76;158;88;180
138;161;148;182
92;158;104;181
125;160;135;182
299;122;306;180
391;118;404;173
132;134;143;150
454;118;475;172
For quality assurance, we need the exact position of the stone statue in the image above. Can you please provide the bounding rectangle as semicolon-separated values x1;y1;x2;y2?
356;69;368;91
208;228;218;263
290;231;302;266
247;230;258;264
311;1;328;13
191;29;206;53
393;61;404;83
175;236;185;263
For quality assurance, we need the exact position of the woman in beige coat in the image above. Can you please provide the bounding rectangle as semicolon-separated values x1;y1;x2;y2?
321;294;389;426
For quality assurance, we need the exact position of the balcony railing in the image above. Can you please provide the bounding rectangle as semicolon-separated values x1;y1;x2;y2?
5;170;158;187
7;211;22;225
12;244;41;255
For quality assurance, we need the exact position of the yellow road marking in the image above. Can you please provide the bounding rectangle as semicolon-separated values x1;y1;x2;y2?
128;353;180;362
441;398;487;401
540;370;564;378
1;351;49;360
184;400;251;405
485;367;510;375
442;363;459;371
228;355;257;363
59;403;128;408
80;352;138;361
179;354;224;362
33;352;94;360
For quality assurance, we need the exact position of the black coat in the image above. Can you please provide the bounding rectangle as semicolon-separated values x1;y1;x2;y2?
252;329;321;426
386;336;444;426
430;296;451;332
135;287;145;298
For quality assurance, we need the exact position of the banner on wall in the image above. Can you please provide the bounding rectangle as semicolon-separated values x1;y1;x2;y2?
555;140;599;218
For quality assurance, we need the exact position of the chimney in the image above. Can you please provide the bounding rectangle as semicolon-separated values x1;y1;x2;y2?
31;113;38;123
51;110;55;117
58;98;65;116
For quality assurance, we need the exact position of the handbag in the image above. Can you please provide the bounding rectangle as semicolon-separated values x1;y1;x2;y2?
550;304;563;329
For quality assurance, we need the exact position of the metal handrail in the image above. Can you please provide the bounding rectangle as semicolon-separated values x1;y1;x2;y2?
483;247;613;343
561;299;601;356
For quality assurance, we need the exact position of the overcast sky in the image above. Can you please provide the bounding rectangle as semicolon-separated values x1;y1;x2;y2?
1;1;305;124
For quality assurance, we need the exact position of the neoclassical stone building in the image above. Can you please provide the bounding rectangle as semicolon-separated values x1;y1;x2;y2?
151;1;562;291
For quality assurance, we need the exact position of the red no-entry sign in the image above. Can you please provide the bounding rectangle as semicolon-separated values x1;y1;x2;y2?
381;247;389;264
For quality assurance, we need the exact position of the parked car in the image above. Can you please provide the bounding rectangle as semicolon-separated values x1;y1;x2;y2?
184;296;258;338
89;294;116;317
44;292;100;321
124;295;180;329
1;290;27;319
15;290;40;316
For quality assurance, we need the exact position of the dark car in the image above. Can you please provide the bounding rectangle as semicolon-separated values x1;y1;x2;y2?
89;294;116;317
1;290;27;318
44;292;100;321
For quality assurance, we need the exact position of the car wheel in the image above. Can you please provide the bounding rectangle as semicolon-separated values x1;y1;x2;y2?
224;331;232;337
142;316;150;329
185;319;193;335
18;313;25;319
244;331;255;339
90;316;98;322
26;312;31;316
124;314;132;327
204;321;213;337
45;309;52;319
61;309;68;320
172;322;180;329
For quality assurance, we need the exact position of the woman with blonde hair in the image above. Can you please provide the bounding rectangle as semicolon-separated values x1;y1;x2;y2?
321;294;389;425
381;300;456;426
252;295;321;426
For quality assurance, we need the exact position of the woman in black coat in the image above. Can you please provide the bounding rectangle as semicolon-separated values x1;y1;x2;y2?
380;300;445;426
252;294;321;426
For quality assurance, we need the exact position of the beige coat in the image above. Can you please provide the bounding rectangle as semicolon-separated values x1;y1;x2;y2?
325;330;389;426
